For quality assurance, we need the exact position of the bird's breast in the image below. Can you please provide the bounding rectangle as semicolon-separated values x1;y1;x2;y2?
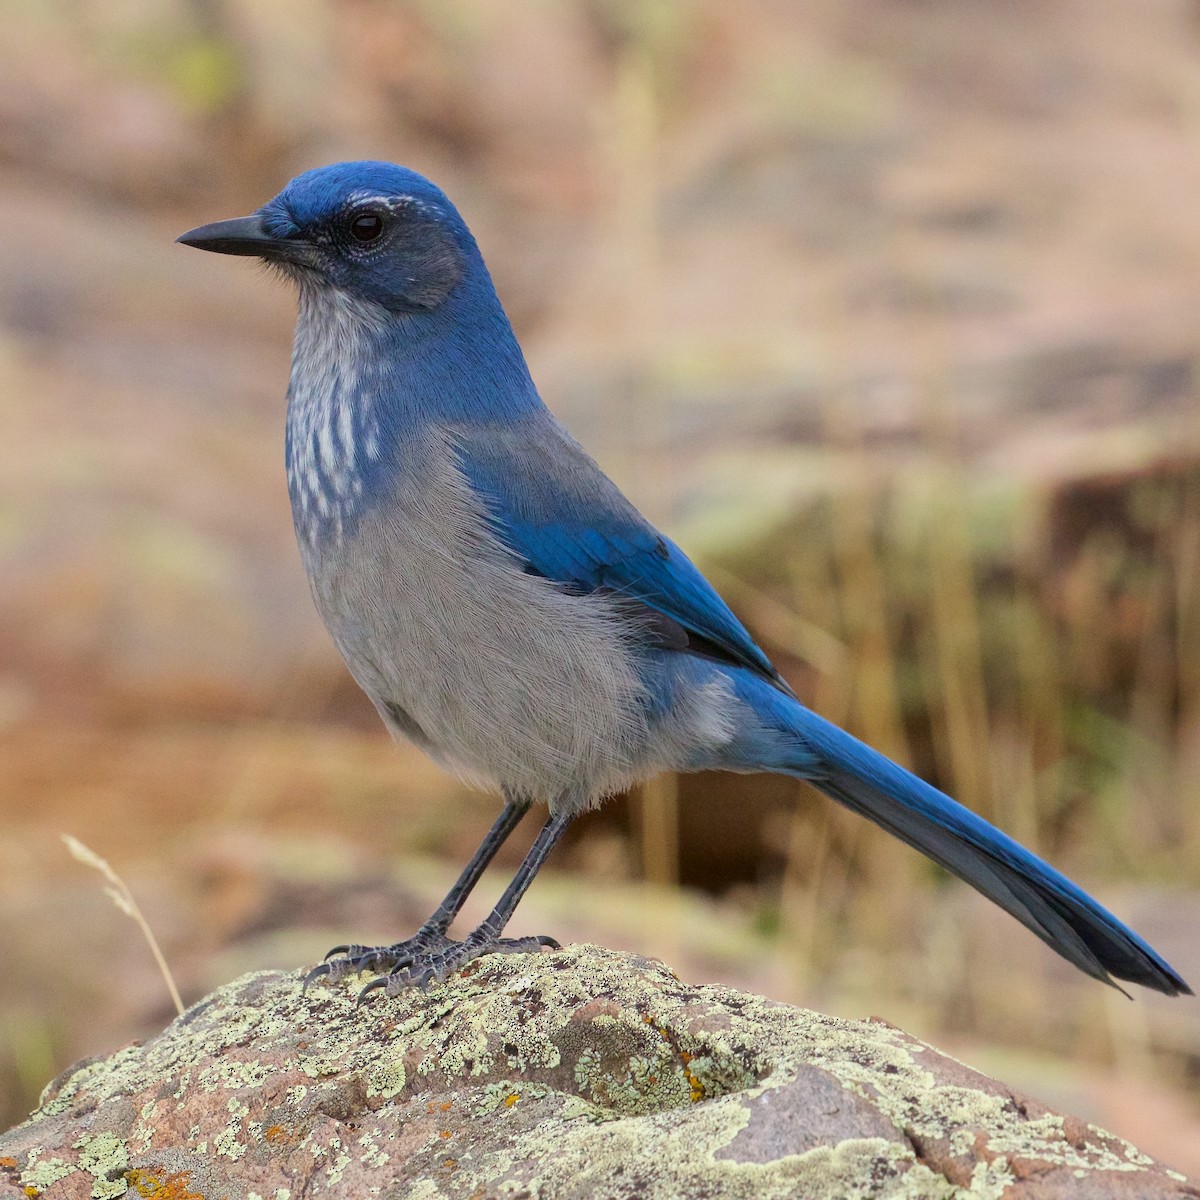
293;426;651;803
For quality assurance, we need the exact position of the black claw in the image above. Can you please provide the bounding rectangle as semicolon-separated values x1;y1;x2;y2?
301;962;331;991
305;928;562;999
356;975;391;1005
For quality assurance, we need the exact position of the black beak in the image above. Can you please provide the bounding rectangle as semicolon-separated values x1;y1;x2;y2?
176;214;312;264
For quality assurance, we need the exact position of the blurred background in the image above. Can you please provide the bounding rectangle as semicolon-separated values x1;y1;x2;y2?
2;0;1200;1170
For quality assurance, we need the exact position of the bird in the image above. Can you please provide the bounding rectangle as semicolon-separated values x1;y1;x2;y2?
178;160;1190;1001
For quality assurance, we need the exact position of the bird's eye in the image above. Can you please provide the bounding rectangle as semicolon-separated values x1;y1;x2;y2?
348;212;386;243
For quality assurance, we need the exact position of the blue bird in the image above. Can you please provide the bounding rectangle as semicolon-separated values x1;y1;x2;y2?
179;161;1190;999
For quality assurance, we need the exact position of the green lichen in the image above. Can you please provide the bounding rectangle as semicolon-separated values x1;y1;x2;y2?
325;1145;352;1186
20;1152;74;1190
74;1130;129;1198
35;1045;144;1120
1;946;1190;1199
471;1080;556;1117
355;1129;390;1169
211;1097;248;1161
198;1058;272;1092
965;1157;1016;1200
129;1101;159;1155
365;1057;406;1099
572;1046;601;1092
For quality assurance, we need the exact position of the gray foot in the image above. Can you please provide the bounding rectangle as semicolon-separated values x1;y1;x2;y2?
302;928;559;998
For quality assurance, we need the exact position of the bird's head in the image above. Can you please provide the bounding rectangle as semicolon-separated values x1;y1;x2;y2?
178;161;472;314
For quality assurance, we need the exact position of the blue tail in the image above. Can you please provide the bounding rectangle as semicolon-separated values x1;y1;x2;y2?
735;677;1190;996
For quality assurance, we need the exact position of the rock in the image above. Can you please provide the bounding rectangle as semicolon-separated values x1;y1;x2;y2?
1;945;1194;1199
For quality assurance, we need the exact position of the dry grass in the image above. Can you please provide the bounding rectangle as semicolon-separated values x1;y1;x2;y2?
62;835;184;1018
3;0;1200;1159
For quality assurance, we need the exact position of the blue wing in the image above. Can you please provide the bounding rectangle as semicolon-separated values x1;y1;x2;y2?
454;418;791;692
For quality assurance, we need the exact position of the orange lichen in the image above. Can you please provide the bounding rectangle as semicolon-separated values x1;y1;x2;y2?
643;1015;705;1102
679;1050;705;1102
125;1167;206;1199
504;1093;519;1108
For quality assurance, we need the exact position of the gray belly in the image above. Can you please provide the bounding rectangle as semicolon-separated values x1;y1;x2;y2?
293;434;651;805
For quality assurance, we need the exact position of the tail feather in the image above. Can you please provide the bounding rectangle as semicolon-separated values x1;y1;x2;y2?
779;704;1190;997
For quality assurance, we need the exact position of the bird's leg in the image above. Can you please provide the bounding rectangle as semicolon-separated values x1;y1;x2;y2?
304;792;532;988
359;806;573;998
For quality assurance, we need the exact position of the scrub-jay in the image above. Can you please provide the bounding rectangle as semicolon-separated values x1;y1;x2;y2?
179;161;1189;1000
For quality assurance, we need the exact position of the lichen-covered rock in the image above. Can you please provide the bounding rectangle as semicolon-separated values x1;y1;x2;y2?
1;945;1195;1199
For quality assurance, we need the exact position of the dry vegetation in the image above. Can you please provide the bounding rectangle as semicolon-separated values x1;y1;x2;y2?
1;0;1199;1170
